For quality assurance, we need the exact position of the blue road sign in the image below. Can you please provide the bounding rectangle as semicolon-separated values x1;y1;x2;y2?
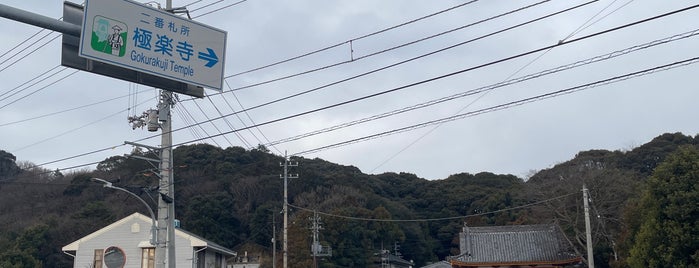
79;0;227;90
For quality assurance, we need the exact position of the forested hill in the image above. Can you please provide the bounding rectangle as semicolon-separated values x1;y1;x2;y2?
0;132;697;267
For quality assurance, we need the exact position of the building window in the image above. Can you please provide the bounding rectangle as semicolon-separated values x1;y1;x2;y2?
93;249;104;268
142;248;155;268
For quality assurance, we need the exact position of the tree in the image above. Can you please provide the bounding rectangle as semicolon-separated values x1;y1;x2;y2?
0;224;49;268
0;150;20;179
182;192;242;248
627;146;699;267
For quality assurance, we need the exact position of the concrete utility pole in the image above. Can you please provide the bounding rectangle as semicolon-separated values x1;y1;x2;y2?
272;212;277;268
127;91;176;268
155;89;176;268
280;152;298;268
152;2;177;266
583;185;595;268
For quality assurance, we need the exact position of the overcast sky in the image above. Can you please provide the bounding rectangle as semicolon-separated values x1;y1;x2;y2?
1;0;698;180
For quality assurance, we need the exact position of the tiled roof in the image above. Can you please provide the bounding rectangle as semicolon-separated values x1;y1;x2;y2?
420;261;451;268
453;224;580;265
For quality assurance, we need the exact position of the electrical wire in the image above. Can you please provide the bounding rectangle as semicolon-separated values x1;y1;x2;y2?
176;104;222;147
0;28;47;64
183;0;205;8
197;0;567;99
174;104;206;142
370;0;638;173
568;0;636;39
287;192;578;222
188;0;226;12
218;93;263;146
179;0;595;138
191;0;247;19
221;79;281;153
12;96;157;152
19;2;699;169
0;89;151;127
191;99;234;147
225;0;481;78
187;0;552;156
0;69;78;110
0;65;63;100
0;0;581;168
0;1;568;159
0;33;61;74
170;5;694;147
206;92;254;149
292;56;699;156
261;28;699;147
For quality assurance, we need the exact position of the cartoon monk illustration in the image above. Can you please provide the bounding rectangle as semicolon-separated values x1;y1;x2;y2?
107;25;124;56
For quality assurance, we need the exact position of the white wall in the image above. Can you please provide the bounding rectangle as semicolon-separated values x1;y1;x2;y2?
72;217;196;268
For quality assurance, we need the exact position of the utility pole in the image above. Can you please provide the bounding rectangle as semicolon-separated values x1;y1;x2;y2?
154;3;177;267
310;210;331;268
583;185;595;268
126;92;175;268
159;90;176;268
272;212;277;268
280;152;297;268
310;210;322;268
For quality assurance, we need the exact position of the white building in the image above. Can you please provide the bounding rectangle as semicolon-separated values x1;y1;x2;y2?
62;213;236;268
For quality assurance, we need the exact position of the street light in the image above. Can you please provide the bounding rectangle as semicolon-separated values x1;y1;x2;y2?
91;178;158;245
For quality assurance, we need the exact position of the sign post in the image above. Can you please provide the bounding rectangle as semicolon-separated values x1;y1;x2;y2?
79;0;226;90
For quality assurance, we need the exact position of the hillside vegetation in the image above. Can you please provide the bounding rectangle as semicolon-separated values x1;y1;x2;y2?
0;132;697;267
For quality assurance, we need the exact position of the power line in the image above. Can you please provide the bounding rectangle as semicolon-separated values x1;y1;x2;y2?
0;69;79;110
206;94;254;148
188;0;552;155
21;2;699;169
200;0;564;99
5;0;598;170
0;90;151;127
225;0;480;78
288;192;578;222
175;0;596;137
293;56;699;156
18;52;694;193
176;103;223;147
191;0;247;19
171;3;692;147
173;104;206;141
261;28;699;147
0;0;562;157
369;0;638;173
0;27;47;63
0;33;61;73
0;65;62;100
12;96;156;152
568;0;636;39
189;0;227;12
191;99;234;147
221;79;282;154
